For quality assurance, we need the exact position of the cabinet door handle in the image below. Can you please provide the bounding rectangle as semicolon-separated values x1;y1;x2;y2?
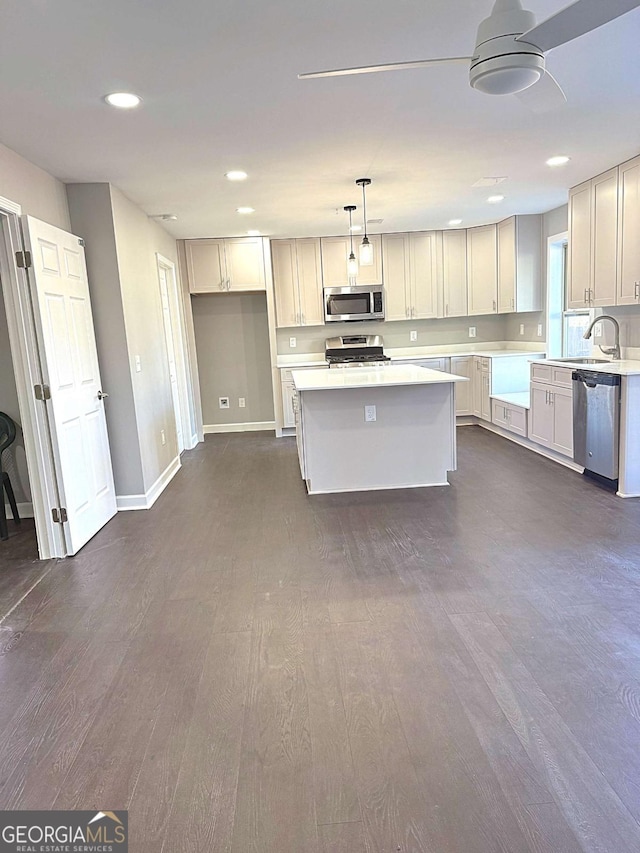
445;303;449;316
635;282;639;300
227;278;232;290
511;297;515;310
584;288;588;304
549;392;554;405
301;312;305;324
493;299;497;311
220;279;225;290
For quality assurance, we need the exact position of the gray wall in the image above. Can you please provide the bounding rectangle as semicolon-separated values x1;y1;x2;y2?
277;314;509;356
67;183;145;497
68;182;185;497
0;141;70;229
193;293;274;426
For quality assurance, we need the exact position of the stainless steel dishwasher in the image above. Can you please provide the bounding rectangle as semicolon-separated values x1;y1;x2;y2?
572;370;621;480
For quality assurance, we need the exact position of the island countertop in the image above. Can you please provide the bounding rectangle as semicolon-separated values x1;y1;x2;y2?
292;364;469;392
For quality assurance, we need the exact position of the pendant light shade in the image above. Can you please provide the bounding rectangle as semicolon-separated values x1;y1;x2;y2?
344;205;358;281
356;178;374;266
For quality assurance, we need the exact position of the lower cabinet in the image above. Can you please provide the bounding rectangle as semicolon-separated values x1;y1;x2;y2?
491;399;528;437
280;366;328;430
529;381;573;457
472;357;491;421
451;356;473;415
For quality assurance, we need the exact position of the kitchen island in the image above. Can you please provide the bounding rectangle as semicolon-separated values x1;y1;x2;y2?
292;364;468;494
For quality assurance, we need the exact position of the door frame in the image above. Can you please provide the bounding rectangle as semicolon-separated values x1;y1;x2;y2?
0;197;65;558
156;253;198;450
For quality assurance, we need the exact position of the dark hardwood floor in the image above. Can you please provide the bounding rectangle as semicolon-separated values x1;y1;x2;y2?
1;426;640;852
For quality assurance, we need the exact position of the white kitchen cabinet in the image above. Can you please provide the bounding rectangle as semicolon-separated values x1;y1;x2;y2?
567;180;592;308
617;155;640;305
497;215;542;313
467;224;498;315
408;357;449;372
451;356;473;415
590;168;618;307
186;237;266;293
320;235;382;287
491;399;528;437
272;238;323;327
472;356;491;420
281;380;296;428
382;232;437;320
441;230;468;318
529;364;574;458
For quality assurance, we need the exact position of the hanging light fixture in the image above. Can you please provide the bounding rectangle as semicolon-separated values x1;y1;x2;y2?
356;178;374;266
344;205;359;280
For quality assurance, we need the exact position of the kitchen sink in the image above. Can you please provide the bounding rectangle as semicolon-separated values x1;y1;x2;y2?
552;357;612;364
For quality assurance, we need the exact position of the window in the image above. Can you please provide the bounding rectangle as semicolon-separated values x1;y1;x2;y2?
563;311;591;357
547;235;593;358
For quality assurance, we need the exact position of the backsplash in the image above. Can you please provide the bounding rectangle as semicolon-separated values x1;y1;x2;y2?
276;314;512;355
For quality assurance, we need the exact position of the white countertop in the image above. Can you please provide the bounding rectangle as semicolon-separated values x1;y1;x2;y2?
277;346;545;370
491;391;531;409
540;358;640;377
292;364;469;392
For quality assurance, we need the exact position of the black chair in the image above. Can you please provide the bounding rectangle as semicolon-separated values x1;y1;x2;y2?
0;412;21;541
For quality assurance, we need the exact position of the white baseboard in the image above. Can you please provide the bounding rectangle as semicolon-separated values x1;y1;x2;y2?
477;420;583;472
203;421;275;434
4;501;34;519
116;455;181;511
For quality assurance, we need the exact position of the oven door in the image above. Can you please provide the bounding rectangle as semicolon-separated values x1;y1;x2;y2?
324;286;383;322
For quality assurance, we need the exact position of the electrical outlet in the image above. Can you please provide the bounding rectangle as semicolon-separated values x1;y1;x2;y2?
161;429;166;446
239;397;246;408
289;337;297;348
219;397;230;409
410;330;418;342
135;355;141;373
594;321;603;337
468;326;477;338
537;323;543;337
364;404;377;422
519;323;525;336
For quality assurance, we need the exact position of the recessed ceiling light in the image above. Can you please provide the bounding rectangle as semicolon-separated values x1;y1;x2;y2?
247;230;261;236
104;92;142;109
236;207;255;215
448;219;463;226
487;195;505;204
225;170;248;181
546;155;571;167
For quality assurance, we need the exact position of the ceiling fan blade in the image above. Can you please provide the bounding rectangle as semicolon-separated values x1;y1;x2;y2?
514;68;567;112
517;0;640;52
298;57;473;79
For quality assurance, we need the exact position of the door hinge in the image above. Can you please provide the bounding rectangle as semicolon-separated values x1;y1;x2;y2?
15;250;32;269
34;383;51;401
51;507;68;524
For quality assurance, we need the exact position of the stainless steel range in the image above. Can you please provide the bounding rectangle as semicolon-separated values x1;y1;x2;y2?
325;334;391;368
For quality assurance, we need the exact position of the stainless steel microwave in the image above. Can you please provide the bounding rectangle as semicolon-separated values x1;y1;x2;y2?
323;285;385;323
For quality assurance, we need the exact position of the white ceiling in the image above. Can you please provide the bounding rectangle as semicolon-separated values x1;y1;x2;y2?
1;0;639;239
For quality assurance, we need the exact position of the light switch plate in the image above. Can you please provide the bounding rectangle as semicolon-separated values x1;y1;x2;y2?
469;327;477;338
594;321;603;337
289;337;297;348
537;324;543;337
239;397;246;408
364;404;376;422
519;324;525;336
135;355;141;373
410;330;418;342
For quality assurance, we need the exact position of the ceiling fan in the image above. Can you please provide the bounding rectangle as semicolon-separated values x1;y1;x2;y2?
299;0;640;111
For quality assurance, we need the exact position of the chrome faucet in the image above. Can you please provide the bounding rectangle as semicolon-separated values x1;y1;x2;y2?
583;315;621;361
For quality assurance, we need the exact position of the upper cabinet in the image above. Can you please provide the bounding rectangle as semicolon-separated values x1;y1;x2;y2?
497;215;542;314
567;180;592;308
320;235;382;287
617;155;640;305
467;224;498;316
382;232;438;321
568;163;629;310
272;238;323;328
441;229;468;318
186;237;266;293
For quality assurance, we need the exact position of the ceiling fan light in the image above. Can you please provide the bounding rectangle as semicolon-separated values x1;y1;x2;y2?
473;64;541;95
359;236;374;266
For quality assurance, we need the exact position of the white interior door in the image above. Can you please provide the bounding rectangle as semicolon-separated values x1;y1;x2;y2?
21;216;117;555
158;264;184;452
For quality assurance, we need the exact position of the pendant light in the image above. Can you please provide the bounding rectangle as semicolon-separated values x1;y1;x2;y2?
344;205;359;280
356;178;374;266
